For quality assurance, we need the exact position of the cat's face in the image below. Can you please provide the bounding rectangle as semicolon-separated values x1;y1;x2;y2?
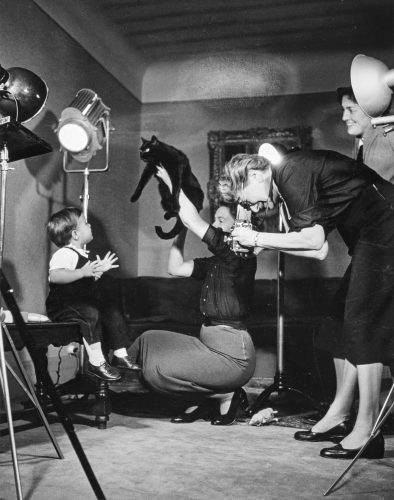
140;136;160;163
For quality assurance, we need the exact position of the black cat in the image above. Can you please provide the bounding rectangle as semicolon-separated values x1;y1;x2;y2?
130;136;204;239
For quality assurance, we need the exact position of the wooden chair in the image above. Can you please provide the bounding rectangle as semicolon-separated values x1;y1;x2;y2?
5;321;112;429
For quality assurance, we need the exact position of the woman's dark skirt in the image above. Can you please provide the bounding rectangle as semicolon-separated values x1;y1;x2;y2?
318;239;394;366
129;324;256;398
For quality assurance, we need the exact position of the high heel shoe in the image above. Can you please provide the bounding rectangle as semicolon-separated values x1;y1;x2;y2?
320;432;385;459
171;404;211;423
211;388;248;426
294;420;352;443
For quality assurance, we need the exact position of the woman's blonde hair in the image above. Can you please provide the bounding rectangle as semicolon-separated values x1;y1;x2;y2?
220;154;271;203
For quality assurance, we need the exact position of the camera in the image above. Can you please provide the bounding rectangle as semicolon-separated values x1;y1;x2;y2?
226;219;254;254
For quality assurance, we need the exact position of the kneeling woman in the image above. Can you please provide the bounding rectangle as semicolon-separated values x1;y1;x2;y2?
129;167;257;425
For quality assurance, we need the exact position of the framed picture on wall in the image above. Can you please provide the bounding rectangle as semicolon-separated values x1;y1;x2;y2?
207;126;312;220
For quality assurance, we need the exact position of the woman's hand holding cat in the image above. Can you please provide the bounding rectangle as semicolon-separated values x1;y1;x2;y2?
156;165;173;193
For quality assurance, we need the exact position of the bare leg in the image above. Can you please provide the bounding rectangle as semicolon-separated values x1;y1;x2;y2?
183;405;199;413
312;358;356;433
340;362;383;449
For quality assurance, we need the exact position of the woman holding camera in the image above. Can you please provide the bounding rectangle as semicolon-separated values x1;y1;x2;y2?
223;149;394;459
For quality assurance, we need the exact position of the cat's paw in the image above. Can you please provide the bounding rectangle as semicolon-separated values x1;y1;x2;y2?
130;193;139;202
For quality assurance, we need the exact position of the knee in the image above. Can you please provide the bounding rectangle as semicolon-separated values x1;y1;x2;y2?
81;306;100;325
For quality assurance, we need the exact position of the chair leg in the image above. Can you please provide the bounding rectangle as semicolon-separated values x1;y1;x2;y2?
92;380;111;429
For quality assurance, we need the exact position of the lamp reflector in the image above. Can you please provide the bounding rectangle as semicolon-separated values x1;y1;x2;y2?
56;89;110;163
351;54;394;117
58;122;90;152
258;143;283;165
0;65;48;123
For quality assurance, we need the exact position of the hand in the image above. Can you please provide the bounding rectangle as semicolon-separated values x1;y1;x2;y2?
231;227;257;248
230;239;256;259
94;252;119;273
80;261;102;279
233;247;254;258
156;165;173;193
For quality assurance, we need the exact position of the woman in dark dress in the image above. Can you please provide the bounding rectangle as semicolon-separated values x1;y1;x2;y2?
223;149;394;459
129;166;257;425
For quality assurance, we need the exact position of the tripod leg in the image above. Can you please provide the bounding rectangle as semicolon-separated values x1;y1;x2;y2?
372;381;394;434
0;324;23;500
42;372;107;499
246;382;278;416
3;324;63;458
0;270;106;500
280;384;322;410
324;382;394;496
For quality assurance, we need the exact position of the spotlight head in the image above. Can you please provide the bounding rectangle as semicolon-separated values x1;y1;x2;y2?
57;109;90;153
0;65;48;123
56;89;110;163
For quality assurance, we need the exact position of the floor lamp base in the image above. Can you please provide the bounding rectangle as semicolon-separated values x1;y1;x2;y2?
246;371;326;417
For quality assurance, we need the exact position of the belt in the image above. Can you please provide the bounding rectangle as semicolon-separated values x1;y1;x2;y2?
203;318;246;330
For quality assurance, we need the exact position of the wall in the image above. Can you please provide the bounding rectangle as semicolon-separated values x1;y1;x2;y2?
139;92;352;279
0;0;141;313
142;49;394;103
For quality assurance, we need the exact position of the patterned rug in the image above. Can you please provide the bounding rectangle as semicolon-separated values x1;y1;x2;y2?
236;412;317;429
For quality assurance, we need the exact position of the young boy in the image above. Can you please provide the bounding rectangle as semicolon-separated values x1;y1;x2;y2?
46;207;140;381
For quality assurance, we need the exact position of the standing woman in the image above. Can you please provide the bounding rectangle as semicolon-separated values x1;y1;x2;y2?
223;149;394;459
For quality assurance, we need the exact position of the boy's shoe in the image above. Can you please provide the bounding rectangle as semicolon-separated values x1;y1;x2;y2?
111;355;141;371
87;361;121;381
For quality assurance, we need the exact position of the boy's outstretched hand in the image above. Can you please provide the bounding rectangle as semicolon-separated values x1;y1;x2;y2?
80;261;102;280
94;251;119;274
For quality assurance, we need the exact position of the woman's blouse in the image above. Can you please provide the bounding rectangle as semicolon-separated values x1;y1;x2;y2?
191;225;257;324
272;149;394;251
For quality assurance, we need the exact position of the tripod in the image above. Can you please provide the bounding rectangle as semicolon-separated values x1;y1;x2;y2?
0;119;106;499
247;201;321;417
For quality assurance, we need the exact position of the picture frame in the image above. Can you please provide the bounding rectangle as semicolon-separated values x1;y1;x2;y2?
207;126;312;219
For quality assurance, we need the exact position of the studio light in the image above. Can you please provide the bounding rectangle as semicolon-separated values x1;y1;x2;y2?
0;64;48;123
351;54;394;123
56;88;110;164
56;89;111;221
0;63;53;500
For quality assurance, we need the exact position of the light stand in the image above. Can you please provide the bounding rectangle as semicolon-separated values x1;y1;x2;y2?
0;118;106;500
58;88;111;220
0;119;54;499
58;89;110;377
57;88;110;222
59;158;107;386
247;200;321;416
63;153;109;221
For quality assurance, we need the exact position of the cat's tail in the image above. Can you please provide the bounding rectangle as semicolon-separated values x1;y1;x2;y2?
155;218;184;240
